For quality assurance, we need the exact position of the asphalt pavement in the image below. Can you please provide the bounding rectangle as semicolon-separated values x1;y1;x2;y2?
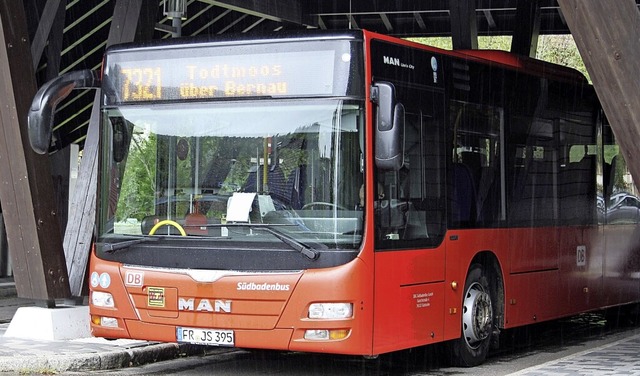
511;335;640;375
0;278;638;374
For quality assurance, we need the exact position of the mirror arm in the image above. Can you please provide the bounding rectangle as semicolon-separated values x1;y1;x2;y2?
28;70;100;154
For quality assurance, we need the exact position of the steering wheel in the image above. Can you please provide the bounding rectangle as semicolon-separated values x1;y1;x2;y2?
301;202;348;211
148;219;187;236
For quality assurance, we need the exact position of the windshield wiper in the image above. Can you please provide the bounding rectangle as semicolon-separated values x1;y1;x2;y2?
100;236;160;253
254;226;319;260
101;225;319;259
215;223;319;260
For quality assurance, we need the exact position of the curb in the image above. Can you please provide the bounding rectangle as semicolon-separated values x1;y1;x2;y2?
0;285;16;299
0;343;209;373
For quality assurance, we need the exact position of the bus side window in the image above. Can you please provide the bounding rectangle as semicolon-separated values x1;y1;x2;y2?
604;145;640;225
450;102;503;228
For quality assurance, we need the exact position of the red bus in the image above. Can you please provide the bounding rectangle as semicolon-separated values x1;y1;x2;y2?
29;29;640;366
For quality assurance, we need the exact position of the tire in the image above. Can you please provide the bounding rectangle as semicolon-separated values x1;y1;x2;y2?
446;263;494;367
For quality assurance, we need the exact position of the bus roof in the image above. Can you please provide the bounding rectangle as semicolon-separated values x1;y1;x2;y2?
362;29;589;85
456;49;588;85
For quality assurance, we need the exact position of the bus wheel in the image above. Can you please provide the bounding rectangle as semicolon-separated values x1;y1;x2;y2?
447;263;494;367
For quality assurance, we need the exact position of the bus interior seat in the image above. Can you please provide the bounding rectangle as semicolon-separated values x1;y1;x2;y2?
140;215;159;235
460;151;484;190
451;163;477;225
404;205;429;239
375;171;409;236
510;159;556;225
376;199;408;229
560;153;596;224
604;154;618;200
184;211;208;235
476;166;499;224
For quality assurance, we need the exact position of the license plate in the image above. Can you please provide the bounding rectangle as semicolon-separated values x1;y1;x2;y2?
176;327;234;346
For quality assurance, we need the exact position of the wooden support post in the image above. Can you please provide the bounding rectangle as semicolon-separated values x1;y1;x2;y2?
0;1;70;301
449;0;478;50
557;0;640;187
511;0;541;57
64;0;156;296
210;0;303;24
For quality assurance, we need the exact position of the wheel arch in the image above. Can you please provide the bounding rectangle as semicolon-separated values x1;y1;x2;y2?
469;250;505;330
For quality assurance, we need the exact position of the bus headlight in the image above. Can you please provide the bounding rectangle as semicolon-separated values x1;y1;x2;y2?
91;291;115;308
308;302;353;319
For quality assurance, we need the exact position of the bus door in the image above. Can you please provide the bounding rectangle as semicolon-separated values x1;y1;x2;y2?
370;85;447;353
505;117;563;323
555;118;601;316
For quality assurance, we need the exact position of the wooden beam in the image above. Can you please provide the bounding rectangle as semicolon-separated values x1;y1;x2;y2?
511;0;540;57
317;15;326;30
30;0;64;71
449;0;478;50
483;10;496;30
313;0;450;14
380;13;393;33
557;0;640;189
44;0;66;81
201;0;303;25
0;1;70;301
36;0;66;240
346;14;359;30
64;0;156;297
414;12;427;31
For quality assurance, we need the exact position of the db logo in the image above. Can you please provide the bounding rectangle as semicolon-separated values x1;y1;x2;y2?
125;271;144;287
576;245;587;267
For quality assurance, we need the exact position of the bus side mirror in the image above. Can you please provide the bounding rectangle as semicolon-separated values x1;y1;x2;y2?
28;69;100;154
371;82;404;170
110;117;130;163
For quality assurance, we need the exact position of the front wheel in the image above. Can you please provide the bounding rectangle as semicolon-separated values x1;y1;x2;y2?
447;263;494;367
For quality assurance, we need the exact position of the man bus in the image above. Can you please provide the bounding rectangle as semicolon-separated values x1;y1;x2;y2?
28;29;640;366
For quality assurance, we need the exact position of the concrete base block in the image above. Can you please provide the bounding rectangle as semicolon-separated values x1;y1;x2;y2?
4;305;90;340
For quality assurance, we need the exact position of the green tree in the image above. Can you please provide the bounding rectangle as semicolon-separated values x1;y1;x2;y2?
116;133;157;221
537;35;589;80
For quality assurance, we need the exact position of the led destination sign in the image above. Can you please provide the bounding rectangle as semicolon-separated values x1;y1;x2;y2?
105;49;338;104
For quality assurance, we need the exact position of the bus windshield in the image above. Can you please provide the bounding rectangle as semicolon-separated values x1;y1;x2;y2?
98;99;365;252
